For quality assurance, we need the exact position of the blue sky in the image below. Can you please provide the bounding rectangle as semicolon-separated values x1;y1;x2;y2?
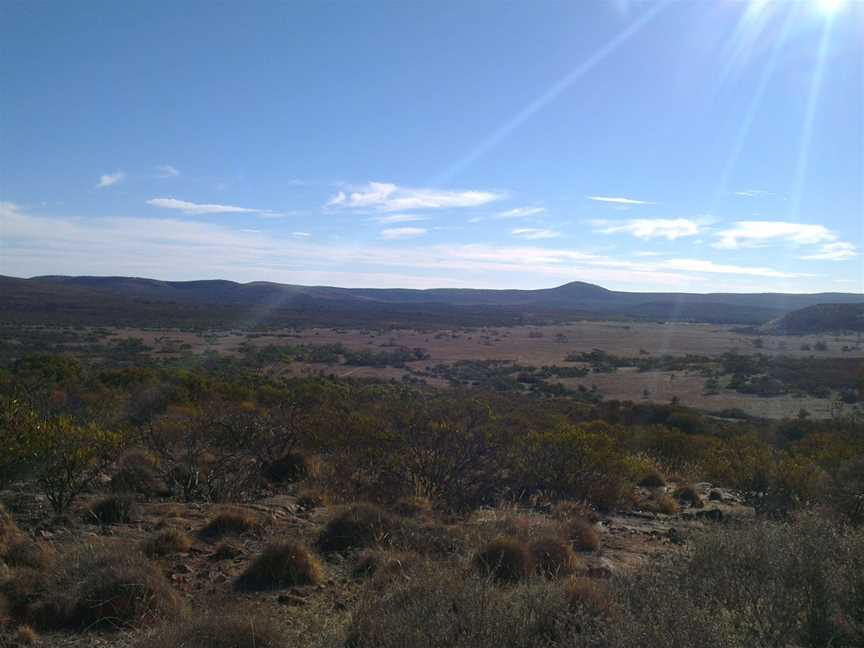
1;0;862;292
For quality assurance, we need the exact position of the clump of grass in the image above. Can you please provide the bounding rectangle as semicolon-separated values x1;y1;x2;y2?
13;624;40;645
141;529;192;557
392;496;432;518
352;549;418;583
529;537;578;578
198;509;258;540
673;485;704;509
136;612;286;648
0;505;23;558
473;537;533;583
640;494;679;515
234;542;322;591
262;452;309;483
638;471;667;488
553;501;600;523
210;543;242;562
562;576;610;616
3;541;54;572
566;518;601;552
317;504;398;553
86;495;137;525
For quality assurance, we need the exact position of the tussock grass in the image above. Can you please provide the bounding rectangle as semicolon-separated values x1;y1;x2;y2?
234;542;323;591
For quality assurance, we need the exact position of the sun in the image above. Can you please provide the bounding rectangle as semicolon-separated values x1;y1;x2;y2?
813;0;847;16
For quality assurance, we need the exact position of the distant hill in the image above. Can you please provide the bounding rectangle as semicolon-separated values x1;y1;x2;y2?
2;274;863;328
762;303;864;335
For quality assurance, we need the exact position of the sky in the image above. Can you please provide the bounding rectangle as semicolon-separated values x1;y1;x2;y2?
1;0;863;293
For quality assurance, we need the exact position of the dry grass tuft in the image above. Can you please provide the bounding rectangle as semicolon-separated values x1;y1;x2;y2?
562;576;610;616
638;471;667;488
234;542;322;591
473;537;533;583
640;494;679;515
352;549;418;583
0;506;23;559
317;504;398;553
566;518;601;552
296;487;329;510
141;529;192;558
111;450;165;496
2;542;54;572
392;496;433;518
529;537;578;578
552;501;600;524
198;509;258;540
86;495;137;525
13;625;39;645
135;612;286;648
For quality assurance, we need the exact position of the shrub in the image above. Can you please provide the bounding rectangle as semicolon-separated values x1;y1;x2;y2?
261;452;308;483
473;537;533;583
234;542;322;591
0;506;23;559
13;625;39;645
352;550;417;582
552;501;600;524
110;450;165;496
638;471;666;488
141;529;192;557
86;495;137;525
317;504;398;553
673;485;704;509
566;519;600;552
198;509;258;540
135;613;286;648
529;537;578;578
210;543;242;561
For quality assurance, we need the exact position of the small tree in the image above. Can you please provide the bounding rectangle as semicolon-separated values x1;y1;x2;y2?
28;416;123;513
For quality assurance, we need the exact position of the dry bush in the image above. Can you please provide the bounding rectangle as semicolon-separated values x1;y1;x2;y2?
141;529;192;557
351;549;418;583
673;485;704;509
473;537;533;583
198;509;258;540
234;542;322;591
261;452;309;484
392;496;432;518
0;508;22;559
317;504;398;553
2;543;53;572
566;518;600;552
563;576;610;616
0;569;48;624
637;471;666;488
86;495;137;525
640;495;679;515
12;625;38;645
529;537;578;578
136;612;286;648
210;543;242;561
21;543;186;631
552;501;600;524
110;450;165;496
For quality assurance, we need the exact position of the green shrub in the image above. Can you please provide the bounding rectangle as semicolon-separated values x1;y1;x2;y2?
234;542;322;591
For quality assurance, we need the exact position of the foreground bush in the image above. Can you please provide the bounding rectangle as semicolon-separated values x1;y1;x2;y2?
137;613;286;648
317;504;398;553
234;542;322;591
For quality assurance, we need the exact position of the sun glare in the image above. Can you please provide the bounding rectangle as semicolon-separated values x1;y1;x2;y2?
813;0;846;16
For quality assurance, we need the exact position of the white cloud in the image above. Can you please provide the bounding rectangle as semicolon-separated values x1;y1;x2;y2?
326;181;504;212
596;218;700;240
96;171;125;189
146;197;262;215
291;231;311;237
734;189;774;197
373;214;428;224
511;228;561;240
381;227;427;240
714;221;836;249
799;242;857;261
662;258;812;279
588;196;652;205
495;206;545;219
156;165;180;178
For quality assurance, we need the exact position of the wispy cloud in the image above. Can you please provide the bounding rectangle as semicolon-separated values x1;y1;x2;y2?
734;189;774;197
662;258;812;279
96;171;125;189
381;227;427;240
156;165;180;178
373;214;429;224
511;228;561;240
291;231;311;238
146;197;263;215
588;195;653;205
595;218;700;240
327;181;505;212
799;242;857;261
495;206;545;219
714;221;836;249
